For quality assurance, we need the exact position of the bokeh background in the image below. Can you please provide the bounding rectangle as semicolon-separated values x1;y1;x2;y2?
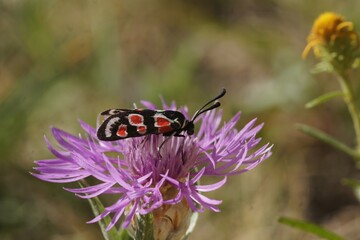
1;1;360;239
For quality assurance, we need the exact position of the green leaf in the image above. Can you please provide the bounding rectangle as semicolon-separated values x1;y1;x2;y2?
342;178;360;188
310;47;336;74
134;214;154;240
118;230;133;240
311;61;334;74
79;181;130;240
305;91;344;109
296;123;360;159
278;217;345;240
352;57;360;69
343;178;360;203
87;196;122;240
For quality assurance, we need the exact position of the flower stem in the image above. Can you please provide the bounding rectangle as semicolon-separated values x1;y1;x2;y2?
278;217;345;240
337;72;360;158
296;124;360;159
134;214;154;240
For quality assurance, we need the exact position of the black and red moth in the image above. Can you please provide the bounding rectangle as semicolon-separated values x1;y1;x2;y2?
96;88;226;141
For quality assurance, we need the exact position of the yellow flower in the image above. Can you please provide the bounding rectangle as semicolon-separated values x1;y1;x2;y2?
302;12;359;59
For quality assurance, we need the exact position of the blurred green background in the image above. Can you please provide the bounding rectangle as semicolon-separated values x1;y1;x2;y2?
1;1;360;239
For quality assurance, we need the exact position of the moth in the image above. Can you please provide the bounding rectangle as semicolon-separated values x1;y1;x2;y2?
97;89;226;141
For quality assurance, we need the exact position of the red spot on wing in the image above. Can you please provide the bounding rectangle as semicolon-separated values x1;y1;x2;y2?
158;125;173;134
117;124;128;137
129;114;144;126
137;125;147;134
155;116;171;127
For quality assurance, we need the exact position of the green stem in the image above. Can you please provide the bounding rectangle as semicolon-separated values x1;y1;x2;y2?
134;214;154;240
278;217;345;240
337;72;360;156
296;124;360;159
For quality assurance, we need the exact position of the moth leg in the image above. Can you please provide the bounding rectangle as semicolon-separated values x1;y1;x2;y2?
173;132;186;137
158;133;185;151
180;133;192;164
139;135;150;147
180;137;186;164
158;131;186;157
158;137;171;158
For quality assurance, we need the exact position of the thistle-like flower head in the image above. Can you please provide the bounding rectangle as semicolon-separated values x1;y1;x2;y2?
33;99;272;238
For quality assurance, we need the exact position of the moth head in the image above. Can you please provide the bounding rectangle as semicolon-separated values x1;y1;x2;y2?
185;121;195;135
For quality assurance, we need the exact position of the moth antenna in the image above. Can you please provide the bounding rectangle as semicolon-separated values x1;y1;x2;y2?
191;88;226;122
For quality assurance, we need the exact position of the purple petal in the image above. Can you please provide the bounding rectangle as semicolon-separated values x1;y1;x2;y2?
122;200;138;228
140;100;157;110
195;177;227;192
34;99;272;231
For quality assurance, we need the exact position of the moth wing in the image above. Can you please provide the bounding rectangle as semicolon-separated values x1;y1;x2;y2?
97;110;157;141
100;109;133;116
152;111;186;135
97;113;128;141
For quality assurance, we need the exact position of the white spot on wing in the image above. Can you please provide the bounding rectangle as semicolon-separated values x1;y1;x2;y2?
109;109;124;115
105;117;120;137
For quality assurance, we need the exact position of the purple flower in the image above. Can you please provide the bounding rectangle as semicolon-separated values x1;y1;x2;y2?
32;100;272;232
